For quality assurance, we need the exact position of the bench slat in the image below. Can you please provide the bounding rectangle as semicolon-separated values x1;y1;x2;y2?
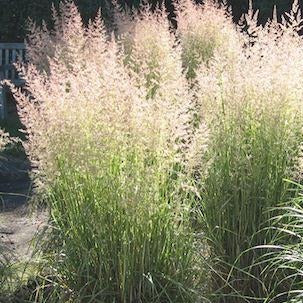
4;49;9;78
0;43;25;50
0;43;26;120
0;86;5;120
11;50;16;79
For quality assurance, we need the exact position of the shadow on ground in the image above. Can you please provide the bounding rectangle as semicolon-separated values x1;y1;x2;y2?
0;91;47;263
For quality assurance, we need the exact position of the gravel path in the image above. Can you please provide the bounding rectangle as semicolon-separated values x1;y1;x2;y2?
0;156;47;261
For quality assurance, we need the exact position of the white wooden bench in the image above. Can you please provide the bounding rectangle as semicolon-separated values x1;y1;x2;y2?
0;43;26;120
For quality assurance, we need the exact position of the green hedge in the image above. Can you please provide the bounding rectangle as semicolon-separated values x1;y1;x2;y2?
0;0;296;42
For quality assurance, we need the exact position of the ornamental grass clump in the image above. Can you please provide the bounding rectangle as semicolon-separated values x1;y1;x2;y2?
115;3;189;100
114;2;198;186
192;1;303;301
12;1;203;302
262;185;303;303
175;0;241;80
114;2;193;153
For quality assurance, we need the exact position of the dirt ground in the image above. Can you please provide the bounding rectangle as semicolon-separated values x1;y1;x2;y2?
0;155;47;262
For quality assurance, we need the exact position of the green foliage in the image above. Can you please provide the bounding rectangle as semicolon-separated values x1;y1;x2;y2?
0;247;13;298
201;103;303;301
191;0;303;299
10;2;204;301
261;184;303;303
36;157;201;302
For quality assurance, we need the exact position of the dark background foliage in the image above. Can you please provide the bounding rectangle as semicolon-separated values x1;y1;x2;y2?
0;0;297;42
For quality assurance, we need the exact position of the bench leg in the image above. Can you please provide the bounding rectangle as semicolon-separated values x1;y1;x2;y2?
0;85;7;120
